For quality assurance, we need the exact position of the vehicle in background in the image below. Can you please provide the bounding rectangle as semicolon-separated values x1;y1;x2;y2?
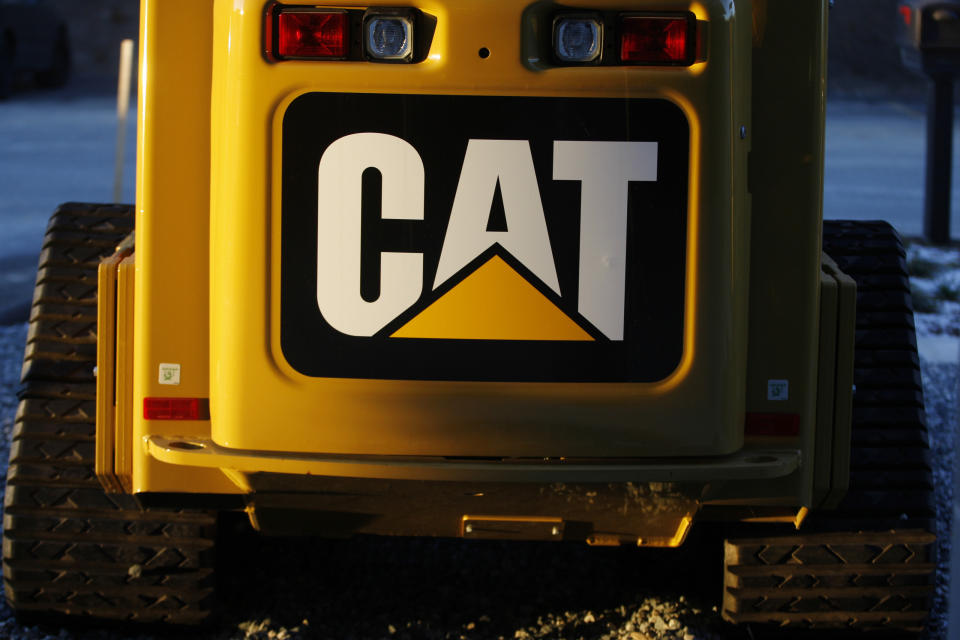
0;0;70;98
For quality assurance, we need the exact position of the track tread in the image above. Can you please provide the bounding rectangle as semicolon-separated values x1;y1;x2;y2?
20;205;132;385
3;203;217;624
724;221;935;632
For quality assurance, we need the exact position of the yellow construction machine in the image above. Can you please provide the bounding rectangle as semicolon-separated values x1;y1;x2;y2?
3;0;936;632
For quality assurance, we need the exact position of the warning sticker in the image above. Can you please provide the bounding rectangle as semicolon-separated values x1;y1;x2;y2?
158;363;181;386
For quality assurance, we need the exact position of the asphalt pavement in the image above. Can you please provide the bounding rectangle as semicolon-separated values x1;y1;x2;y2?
824;99;960;235
0;77;136;324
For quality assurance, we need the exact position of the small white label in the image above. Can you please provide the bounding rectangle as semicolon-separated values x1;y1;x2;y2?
158;363;181;386
768;379;789;401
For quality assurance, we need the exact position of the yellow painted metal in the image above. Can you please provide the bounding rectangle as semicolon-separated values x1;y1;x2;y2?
831;269;856;504
460;515;563;538
585;534;622;547
742;0;829;508
115;256;136;492
656;514;694;548
585;514;692;548
208;0;754;459
126;0;833;519
812;254;855;509
95;254;123;494
738;506;809;529
391;255;593;341
130;0;242;495
813;264;839;505
145;434;800;482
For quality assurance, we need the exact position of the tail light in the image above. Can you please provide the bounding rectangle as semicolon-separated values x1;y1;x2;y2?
899;4;913;27
268;5;425;63
144;397;210;421
276;10;349;59
548;12;699;67
745;413;801;437
619;15;695;65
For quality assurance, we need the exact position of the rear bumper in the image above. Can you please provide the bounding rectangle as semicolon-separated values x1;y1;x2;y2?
147;435;799;483
140;445;796;545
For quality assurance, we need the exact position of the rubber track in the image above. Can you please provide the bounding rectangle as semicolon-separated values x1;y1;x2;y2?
820;220;934;532
3;203;217;624
724;221;936;633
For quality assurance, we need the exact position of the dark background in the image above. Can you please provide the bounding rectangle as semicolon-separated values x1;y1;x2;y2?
45;0;138;80
827;0;929;100
54;0;929;101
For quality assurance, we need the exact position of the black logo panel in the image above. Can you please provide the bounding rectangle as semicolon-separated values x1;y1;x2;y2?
281;93;689;382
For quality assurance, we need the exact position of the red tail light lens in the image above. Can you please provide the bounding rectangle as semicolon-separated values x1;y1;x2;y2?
899;4;912;27
144;397;209;421
620;16;694;65
278;11;349;59
744;413;801;437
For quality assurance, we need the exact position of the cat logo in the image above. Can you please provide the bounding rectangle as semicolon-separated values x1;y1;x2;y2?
281;92;689;382
317;133;657;342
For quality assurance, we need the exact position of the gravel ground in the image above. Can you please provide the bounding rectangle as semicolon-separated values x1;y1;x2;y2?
920;359;956;640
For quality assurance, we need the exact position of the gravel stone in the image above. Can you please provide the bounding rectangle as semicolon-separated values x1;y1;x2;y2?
0;323;25;477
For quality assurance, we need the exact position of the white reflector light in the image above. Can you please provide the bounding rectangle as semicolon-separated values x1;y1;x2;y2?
365;16;413;60
554;17;601;63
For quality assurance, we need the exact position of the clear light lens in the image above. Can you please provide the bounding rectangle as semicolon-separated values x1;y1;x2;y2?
554;18;601;62
366;17;413;60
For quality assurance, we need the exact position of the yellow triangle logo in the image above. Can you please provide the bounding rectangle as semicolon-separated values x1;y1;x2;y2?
391;255;593;341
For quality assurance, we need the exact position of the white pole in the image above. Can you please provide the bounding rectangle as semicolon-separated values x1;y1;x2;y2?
113;39;134;204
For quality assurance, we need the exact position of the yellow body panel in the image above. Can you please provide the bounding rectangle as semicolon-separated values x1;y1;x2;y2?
131;0;241;494
95;254;122;493
116;256;136;492
121;0;836;515
742;0;829;508
206;0;753;458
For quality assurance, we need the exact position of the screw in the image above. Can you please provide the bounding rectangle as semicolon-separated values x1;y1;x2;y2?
551;526;560;536
464;524;473;534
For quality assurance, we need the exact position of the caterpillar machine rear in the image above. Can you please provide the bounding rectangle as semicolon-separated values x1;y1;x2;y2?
3;0;937;633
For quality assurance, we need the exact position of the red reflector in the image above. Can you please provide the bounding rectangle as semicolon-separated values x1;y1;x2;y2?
278;11;348;59
899;5;912;27
144;397;209;421
745;413;801;437
620;16;692;64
